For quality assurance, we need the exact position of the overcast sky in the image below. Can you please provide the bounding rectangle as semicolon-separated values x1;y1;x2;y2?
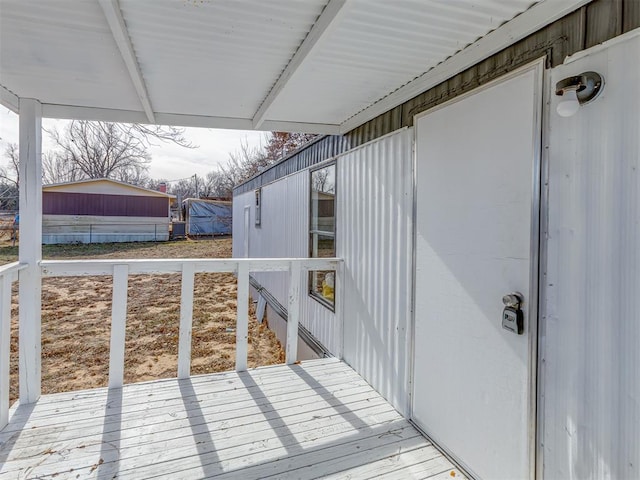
0;108;265;182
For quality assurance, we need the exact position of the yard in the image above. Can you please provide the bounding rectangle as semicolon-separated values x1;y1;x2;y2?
1;238;284;405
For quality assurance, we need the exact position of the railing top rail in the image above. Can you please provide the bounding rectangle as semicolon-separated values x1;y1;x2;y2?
0;261;27;277
41;257;343;277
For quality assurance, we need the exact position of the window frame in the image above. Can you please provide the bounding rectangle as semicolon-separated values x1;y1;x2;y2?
308;162;337;311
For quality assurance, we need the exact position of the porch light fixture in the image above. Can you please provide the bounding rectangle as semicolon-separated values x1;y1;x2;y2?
555;71;604;117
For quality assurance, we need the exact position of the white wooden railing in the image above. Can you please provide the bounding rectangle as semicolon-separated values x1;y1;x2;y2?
1;256;342;429
39;257;342;386
0;261;27;429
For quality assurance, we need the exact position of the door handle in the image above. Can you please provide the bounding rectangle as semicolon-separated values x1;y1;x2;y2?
502;292;524;308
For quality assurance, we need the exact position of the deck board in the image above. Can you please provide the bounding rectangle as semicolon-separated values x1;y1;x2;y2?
0;359;462;479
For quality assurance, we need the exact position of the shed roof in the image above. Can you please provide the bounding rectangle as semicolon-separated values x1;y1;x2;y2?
0;0;587;134
182;198;232;206
43;178;176;198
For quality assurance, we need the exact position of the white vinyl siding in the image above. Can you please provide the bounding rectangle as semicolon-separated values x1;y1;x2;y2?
542;33;640;480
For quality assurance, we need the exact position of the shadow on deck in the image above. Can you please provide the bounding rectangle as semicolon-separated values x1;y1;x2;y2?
0;358;462;479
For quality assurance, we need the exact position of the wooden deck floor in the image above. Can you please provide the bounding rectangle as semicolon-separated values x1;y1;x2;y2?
0;358;463;479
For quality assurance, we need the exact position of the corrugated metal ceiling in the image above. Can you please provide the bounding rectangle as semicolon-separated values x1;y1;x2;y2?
266;0;537;124
119;0;327;118
0;0;140;111
0;0;579;132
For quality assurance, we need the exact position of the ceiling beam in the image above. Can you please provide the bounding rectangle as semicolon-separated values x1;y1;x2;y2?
339;0;592;133
41;104;341;135
252;0;348;129
0;85;19;114
98;0;156;124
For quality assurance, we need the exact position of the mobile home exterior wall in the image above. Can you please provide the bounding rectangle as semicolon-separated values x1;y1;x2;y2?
233;5;640;478
542;32;640;480
233;128;414;416
336;128;414;416
232;170;339;355
232;171;308;307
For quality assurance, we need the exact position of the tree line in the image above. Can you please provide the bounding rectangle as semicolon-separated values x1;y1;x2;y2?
0;121;316;210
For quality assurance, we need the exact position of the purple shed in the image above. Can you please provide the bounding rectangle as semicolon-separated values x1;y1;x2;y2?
41;178;175;244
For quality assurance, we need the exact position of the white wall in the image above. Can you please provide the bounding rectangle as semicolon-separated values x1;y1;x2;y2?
337;128;414;417
232;193;251;258
42;214;170;244
232;171;339;354
233;128;415;417
542;32;640;480
238;172;307;312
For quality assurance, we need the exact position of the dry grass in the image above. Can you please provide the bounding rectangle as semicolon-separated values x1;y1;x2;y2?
0;217;16;245
6;238;284;405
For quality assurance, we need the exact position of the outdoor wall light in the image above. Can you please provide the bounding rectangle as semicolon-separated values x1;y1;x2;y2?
555;71;604;117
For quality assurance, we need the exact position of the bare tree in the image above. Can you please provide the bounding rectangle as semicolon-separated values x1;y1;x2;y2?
48;121;151;180
45;120;196;184
202;171;229;198
115;164;151;186
171;176;199;201
216;138;271;195
42;151;81;184
216;132;318;194
128;124;194;148
1;143;19;187
0;182;18;211
0;144;20;210
264;132;317;162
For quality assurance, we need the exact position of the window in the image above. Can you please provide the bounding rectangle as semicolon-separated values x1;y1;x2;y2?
255;188;261;226
309;164;336;308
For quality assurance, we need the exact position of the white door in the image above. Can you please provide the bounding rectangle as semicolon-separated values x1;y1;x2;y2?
412;64;542;480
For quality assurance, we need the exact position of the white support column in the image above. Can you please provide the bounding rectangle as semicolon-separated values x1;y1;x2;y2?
335;261;345;360
18;98;42;405
0;274;13;428
286;261;301;365
177;262;195;379
235;262;249;372
108;264;129;388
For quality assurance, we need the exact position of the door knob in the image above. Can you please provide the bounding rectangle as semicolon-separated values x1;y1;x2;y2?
502;292;524;308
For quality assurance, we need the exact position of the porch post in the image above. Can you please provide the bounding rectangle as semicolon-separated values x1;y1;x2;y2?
18;98;42;404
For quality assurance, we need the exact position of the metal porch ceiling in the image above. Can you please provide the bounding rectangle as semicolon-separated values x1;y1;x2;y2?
0;0;588;134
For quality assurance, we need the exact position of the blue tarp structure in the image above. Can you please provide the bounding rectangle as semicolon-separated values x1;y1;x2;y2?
183;198;232;235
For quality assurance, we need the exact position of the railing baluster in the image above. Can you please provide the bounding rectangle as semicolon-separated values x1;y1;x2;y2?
33;257;342;389
335;261;345;360
235;262;249;372
286;261;301;365
178;262;195;379
0;273;12;429
108;264;129;388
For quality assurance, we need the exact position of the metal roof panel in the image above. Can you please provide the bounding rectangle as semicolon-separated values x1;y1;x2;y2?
265;0;540;124
0;0;142;111
118;0;327;118
0;0;587;131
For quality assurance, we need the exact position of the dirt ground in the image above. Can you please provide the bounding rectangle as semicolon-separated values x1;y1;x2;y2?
3;238;284;405
0;216;17;246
